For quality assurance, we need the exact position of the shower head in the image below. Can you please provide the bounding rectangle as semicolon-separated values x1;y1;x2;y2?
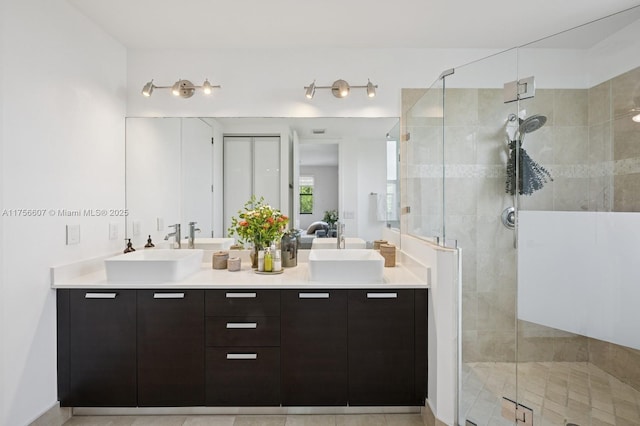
518;114;547;134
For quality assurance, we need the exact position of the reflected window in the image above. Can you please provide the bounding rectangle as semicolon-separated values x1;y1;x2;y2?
300;176;314;214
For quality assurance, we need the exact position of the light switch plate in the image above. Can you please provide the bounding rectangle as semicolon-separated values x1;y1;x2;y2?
109;223;118;240
132;221;141;236
66;224;80;245
157;217;164;231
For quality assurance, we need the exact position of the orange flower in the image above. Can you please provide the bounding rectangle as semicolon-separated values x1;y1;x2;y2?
239;221;248;227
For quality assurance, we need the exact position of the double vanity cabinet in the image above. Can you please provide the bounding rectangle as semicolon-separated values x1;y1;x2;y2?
56;287;428;408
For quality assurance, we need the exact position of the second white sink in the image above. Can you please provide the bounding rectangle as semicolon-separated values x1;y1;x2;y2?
308;249;384;283
105;249;203;283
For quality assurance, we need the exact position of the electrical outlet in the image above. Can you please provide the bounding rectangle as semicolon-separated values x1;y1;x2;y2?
157;217;164;231
132;221;141;236
109;223;118;240
66;224;80;245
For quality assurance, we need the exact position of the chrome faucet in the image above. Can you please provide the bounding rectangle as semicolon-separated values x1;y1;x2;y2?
164;224;181;249
188;221;201;249
336;221;345;249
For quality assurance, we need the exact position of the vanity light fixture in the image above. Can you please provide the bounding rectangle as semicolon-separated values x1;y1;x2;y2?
304;79;378;99
141;78;221;98
305;81;316;99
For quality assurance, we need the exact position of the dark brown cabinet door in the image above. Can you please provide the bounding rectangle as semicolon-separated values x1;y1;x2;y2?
58;290;137;407
281;290;348;406
206;347;280;406
137;290;205;406
348;289;416;406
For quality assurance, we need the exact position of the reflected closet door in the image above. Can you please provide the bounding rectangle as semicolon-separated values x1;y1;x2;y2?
223;136;280;235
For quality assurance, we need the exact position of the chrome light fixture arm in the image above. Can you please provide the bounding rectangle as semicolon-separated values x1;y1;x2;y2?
141;78;221;98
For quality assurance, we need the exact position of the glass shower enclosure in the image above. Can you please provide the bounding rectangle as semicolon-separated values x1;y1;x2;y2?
404;6;640;425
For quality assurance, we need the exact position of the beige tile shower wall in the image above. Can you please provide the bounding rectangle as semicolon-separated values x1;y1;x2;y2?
612;66;640;212
588;65;640;393
403;87;592;363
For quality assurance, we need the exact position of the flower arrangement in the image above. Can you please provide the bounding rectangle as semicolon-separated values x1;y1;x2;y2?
227;195;289;249
323;209;339;227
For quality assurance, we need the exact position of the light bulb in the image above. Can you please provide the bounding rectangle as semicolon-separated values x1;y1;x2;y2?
141;80;154;97
633;112;640;123
366;79;376;98
171;80;181;96
305;81;316;99
203;79;212;95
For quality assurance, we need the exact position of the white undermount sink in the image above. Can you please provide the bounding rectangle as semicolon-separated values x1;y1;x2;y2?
190;237;235;250
308;249;384;283
105;249;204;283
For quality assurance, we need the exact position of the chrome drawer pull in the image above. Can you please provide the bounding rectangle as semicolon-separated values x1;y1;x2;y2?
153;293;185;299
366;292;398;299
226;353;258;360
299;293;330;299
85;293;117;299
226;292;257;298
226;322;258;329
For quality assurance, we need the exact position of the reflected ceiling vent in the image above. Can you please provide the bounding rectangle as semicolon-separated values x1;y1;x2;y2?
312;129;326;135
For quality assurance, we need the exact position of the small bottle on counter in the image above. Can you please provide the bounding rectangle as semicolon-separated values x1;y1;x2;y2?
273;246;281;272
258;249;265;272
264;246;273;272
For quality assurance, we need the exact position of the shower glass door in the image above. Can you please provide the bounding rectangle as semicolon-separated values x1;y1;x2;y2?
446;48;522;425
515;8;640;426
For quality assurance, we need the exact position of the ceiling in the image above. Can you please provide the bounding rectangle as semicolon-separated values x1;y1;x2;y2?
68;0;640;50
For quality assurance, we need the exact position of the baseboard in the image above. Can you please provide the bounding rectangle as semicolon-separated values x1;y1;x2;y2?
28;402;72;426
421;401;449;426
73;406;421;416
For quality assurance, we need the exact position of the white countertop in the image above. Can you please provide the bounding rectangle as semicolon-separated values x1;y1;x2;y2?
51;250;430;290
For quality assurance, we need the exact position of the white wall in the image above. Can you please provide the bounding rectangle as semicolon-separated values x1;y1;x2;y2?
126;47;505;118
1;1;126;425
393;232;460;426
298;166;338;229
0;0;6;422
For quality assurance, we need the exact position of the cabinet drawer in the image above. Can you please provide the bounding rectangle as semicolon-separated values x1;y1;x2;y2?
206;290;279;316
206;316;280;347
206;347;280;406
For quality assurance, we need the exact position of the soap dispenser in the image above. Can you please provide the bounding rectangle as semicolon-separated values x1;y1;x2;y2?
144;235;155;248
124;238;136;253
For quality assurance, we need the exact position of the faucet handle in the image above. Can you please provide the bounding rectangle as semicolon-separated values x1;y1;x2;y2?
189;221;197;226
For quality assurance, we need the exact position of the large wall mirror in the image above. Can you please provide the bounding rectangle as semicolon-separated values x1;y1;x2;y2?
125;117;399;248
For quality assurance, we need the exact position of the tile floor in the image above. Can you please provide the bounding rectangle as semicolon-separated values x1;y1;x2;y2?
460;362;640;426
62;413;426;426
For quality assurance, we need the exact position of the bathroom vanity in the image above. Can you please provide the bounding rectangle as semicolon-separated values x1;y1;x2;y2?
53;251;429;411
